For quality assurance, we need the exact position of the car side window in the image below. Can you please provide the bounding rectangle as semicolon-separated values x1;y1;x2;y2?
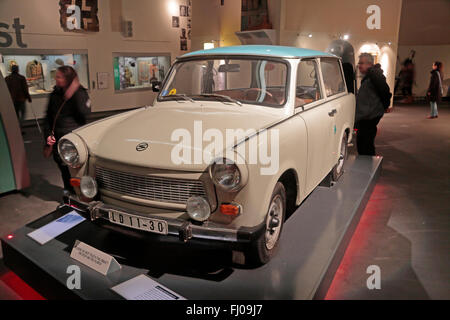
295;59;322;108
320;58;346;97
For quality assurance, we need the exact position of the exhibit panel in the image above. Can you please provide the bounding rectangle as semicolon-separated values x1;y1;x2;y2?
0;116;16;193
113;54;171;92
0;49;90;120
0;71;30;193
0;52;90;96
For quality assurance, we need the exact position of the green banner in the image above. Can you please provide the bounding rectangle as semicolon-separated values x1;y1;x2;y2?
0;115;16;194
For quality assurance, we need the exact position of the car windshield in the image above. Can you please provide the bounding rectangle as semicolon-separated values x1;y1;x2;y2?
159;58;288;107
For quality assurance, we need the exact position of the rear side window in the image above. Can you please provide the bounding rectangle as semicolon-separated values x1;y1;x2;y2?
320;58;346;97
295;59;322;107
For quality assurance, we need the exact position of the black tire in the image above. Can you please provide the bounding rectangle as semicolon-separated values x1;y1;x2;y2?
245;182;286;266
332;132;348;181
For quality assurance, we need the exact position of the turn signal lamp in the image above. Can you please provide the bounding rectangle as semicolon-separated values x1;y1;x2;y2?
70;178;81;187
220;203;241;216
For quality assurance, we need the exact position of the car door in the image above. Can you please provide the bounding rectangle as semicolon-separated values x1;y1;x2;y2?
320;57;349;164
296;58;335;195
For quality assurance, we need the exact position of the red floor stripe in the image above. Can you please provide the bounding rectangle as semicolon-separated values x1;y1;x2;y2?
324;184;386;299
0;271;46;300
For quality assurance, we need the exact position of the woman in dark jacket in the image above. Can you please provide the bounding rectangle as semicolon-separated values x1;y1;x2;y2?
44;66;90;194
426;61;443;119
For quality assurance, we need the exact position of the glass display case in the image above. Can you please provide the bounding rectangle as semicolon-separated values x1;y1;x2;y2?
0;52;89;95
113;54;171;91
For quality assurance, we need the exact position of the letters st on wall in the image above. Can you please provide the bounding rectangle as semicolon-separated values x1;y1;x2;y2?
59;0;99;32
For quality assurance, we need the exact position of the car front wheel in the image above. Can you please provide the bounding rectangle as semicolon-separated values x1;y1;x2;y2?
246;182;286;266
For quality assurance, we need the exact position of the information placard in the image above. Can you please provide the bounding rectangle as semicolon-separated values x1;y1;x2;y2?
27;211;85;245
70;240;121;276
111;274;186;300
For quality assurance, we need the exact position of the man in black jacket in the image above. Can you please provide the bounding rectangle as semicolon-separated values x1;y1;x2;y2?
5;65;32;128
356;53;392;156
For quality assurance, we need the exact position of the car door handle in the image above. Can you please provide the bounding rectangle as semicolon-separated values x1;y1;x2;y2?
328;109;337;117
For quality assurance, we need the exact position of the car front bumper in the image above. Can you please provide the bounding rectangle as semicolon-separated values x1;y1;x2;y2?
62;194;265;249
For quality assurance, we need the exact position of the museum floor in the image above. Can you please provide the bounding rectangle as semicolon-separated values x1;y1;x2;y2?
0;103;449;300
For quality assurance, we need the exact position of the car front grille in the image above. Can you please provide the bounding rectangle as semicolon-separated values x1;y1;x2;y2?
95;166;207;204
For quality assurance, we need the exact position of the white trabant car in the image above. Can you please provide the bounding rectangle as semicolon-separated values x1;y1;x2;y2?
59;45;355;265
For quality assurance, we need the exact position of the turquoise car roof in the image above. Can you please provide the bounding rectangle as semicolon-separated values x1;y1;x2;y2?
181;45;336;59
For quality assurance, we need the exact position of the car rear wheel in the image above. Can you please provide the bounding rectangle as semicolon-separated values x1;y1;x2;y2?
246;182;286;266
332;132;348;181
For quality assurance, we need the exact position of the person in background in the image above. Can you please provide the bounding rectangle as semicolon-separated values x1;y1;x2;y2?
426;61;443;119
44;66;91;194
5;65;32;131
355;53;392;156
401;59;415;104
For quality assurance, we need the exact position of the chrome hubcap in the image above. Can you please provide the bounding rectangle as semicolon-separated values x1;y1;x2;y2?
336;136;347;174
265;195;283;250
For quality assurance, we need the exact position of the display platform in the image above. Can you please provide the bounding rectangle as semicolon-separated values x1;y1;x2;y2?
1;155;382;300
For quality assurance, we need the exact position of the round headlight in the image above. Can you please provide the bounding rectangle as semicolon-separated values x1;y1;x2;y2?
186;196;211;222
80;176;98;199
210;159;241;191
59;139;80;167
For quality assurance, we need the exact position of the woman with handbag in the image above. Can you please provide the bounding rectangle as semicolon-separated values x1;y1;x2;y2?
44;66;91;194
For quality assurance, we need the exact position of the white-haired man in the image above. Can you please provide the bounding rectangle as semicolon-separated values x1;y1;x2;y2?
356;53;392;155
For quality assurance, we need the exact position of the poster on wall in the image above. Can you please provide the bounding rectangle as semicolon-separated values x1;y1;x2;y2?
59;0;100;32
180;5;187;17
97;72;109;89
180;28;188;51
172;16;180;28
177;1;191;51
241;0;272;31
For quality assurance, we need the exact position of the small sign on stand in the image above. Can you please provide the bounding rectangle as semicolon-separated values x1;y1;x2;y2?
111;274;186;300
70;240;121;276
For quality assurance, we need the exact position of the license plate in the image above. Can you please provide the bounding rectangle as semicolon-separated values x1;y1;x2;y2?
108;210;168;235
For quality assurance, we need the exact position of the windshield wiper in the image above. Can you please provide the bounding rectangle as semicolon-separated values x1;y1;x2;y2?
163;94;195;103
196;93;242;106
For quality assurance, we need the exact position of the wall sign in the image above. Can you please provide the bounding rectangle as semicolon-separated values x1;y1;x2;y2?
97;72;109;89
0;18;27;48
59;0;99;32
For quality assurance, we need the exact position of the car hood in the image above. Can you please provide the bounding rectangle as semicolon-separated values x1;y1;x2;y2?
91;102;286;171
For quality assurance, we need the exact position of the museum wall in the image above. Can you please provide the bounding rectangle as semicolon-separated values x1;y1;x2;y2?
191;0;241;51
191;0;403;107
280;0;403;107
191;0;283;50
397;45;450;97
0;0;191;119
395;0;450;98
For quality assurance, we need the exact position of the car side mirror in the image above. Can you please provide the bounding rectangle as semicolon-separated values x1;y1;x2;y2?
152;81;162;92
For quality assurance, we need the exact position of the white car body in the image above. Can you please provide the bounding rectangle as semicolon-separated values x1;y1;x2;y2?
59;45;355;264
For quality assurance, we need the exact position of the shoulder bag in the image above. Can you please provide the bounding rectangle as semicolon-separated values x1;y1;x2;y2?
43;99;67;158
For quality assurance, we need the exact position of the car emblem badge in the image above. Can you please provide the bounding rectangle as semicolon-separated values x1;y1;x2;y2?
136;142;149;151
